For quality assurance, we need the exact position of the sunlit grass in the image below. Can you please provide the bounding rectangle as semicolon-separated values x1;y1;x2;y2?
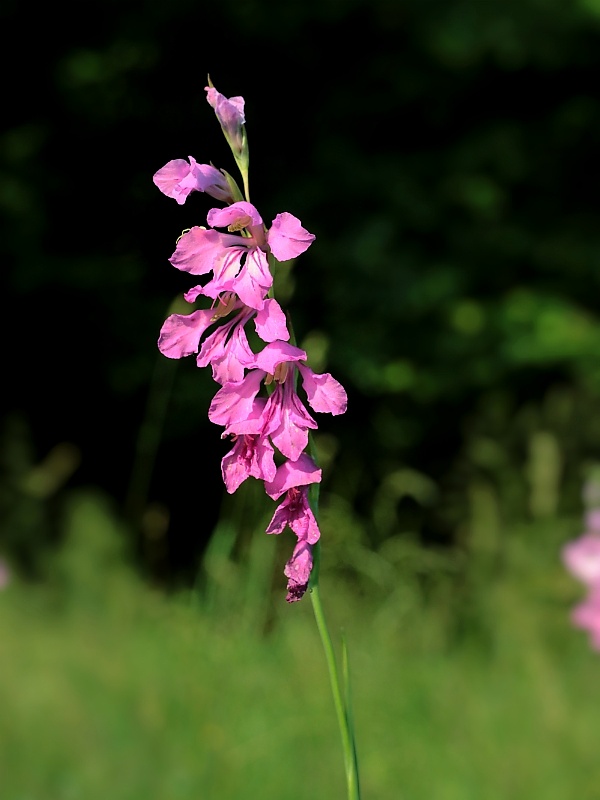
2;489;600;799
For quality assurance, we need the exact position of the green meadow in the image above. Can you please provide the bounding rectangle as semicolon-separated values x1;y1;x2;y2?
2;488;599;800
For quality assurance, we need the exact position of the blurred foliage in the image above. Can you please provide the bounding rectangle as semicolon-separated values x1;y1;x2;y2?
2;0;600;583
1;489;599;799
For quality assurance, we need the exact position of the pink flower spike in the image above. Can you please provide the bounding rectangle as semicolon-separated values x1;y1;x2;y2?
267;212;315;261
254;299;290;343
562;534;600;586
284;541;313;602
264;453;322;500
266;486;321;545
158;308;215;359
298;364;348;415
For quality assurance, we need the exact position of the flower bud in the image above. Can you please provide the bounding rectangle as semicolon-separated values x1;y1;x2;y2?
205;79;248;163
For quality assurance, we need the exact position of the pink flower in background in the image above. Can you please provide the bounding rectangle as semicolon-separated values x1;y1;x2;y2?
585;509;600;534
572;587;600;650
563;476;600;649
562;533;600;587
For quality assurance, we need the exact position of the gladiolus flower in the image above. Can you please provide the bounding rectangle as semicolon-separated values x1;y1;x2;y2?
154;82;347;602
153;157;233;204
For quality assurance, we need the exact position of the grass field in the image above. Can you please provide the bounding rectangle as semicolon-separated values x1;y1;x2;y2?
2;489;600;799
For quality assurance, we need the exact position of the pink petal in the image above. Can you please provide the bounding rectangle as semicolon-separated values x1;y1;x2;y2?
232;249;272;310
153;157;199;204
221;434;276;494
169;227;225;275
183;285;204;303
264;383;317;461
267;212;315;261
264;453;322;500
205;87;246;128
298;364;348;415
157;309;214;359
206;247;246;295
207;201;262;230
223;397;269;437
205;324;256;385
194;163;233;203
265;487;320;544
265;496;293;535
252;342;306;374
288;501;320;543
254;299;290;343
208;370;264;427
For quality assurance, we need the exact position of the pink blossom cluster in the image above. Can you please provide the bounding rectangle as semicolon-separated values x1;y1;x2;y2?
153;84;347;601
562;506;600;650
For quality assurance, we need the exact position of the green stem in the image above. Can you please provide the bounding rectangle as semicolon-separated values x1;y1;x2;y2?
309;544;361;800
241;169;250;203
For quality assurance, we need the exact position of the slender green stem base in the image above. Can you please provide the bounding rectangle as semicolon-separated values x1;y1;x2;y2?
309;546;361;800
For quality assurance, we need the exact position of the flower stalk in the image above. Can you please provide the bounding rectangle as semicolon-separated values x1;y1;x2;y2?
310;552;361;799
153;77;359;795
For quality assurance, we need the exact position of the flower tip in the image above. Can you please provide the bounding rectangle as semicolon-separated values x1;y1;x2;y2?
286;583;309;603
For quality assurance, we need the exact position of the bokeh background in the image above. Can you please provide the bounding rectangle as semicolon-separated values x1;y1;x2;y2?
3;0;600;797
